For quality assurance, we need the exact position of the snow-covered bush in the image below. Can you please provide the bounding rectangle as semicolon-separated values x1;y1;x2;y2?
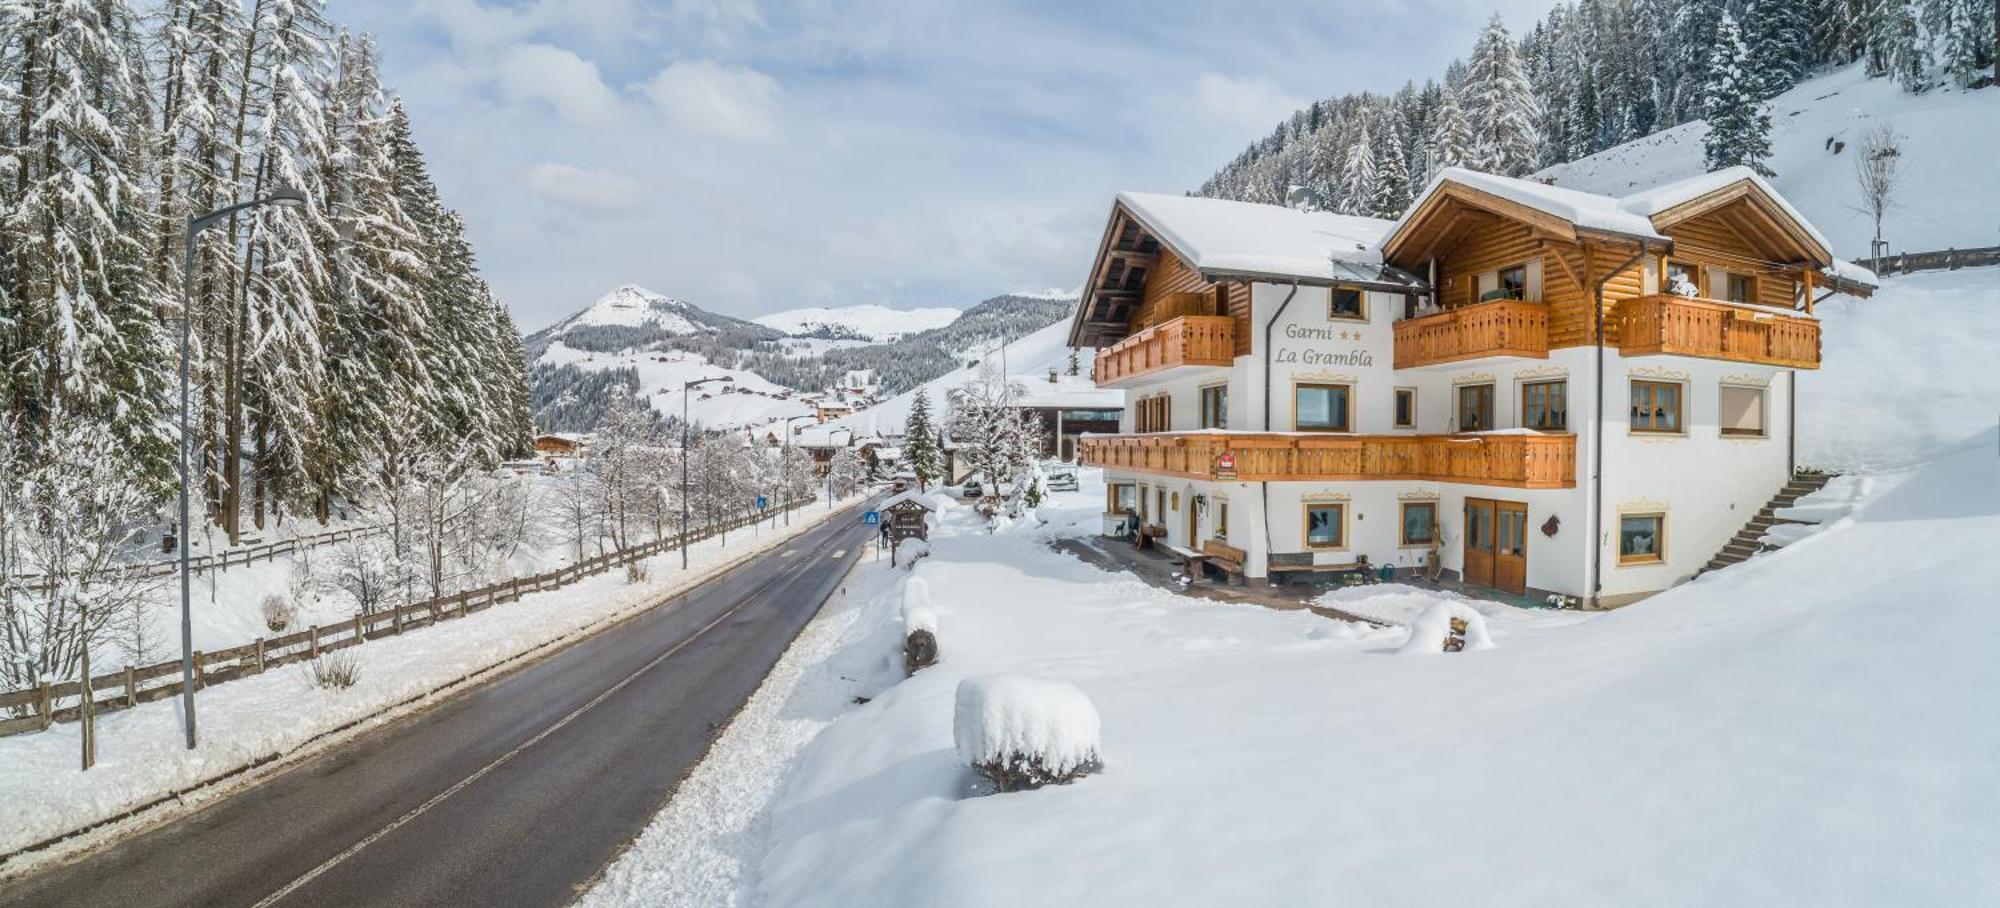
260;594;298;633
954;674;1103;792
625;560;650;584
1397;601;1495;654
901;576;932;618
893;538;930;569
307;651;362;690
901;578;940;675
325;534;411;616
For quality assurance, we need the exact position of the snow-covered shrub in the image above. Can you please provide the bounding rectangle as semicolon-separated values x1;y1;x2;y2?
325;535;410;616
954;674;1103;792
893;539;930;569
901;576;932;617
1397;601;1495;654
900;578;940;675
625;560;650;584
260;594;298;633
307;651;362;690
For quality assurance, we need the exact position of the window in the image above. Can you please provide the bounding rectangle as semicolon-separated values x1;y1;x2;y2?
1394;388;1418;429
1665;261;1699;296
1630;380;1683;434
1400;502;1437;547
1136;395;1171;432
1521;380;1567;431
1497;264;1528;300
1719;385;1767;437
1294;383;1352;432
1200;385;1228;429
1137;485;1149;521
1109;483;1137;514
1155;489;1166;522
1305;503;1346;548
1456;383;1495;432
1619;513;1665;564
1216;502;1229;539
1329;286;1365;321
1725;272;1756;304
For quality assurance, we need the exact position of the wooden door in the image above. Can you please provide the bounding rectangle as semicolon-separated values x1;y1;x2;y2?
1463;498;1495;588
1495;501;1528;595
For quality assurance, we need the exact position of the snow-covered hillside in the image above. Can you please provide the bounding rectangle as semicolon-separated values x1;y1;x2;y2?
538;340;814;432
539;284;711;336
1540;65;2000;258
753;304;960;343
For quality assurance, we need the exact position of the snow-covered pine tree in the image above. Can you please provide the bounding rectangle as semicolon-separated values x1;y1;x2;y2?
1337;119;1380;216
1744;0;1814;98
1429;87;1473;173
1925;0;1997;87
1702;13;1776;176
1461;14;1544;176
903;393;944;490
1370;122;1413;218
1561;14;1601;160
1667;0;1724;123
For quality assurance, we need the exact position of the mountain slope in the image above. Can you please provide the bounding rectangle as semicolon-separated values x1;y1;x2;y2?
1537;65;2000;258
753;304;960;342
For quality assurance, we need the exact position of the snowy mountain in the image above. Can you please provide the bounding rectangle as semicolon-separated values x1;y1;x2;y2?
1537;66;2000;259
753;304;961;343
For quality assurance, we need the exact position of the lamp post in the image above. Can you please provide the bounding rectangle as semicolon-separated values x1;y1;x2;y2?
179;188;307;751
826;426;853;510
781;414;814;527
680;376;731;570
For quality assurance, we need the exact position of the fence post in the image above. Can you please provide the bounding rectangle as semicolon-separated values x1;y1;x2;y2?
194;651;206;689
125;665;137;708
255;637;266;673
353;613;363;643
310;624;321;657
394;606;404;634
37;682;52;730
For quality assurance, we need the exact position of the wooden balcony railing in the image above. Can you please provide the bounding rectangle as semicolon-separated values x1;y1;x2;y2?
1092;315;1235;387
1616;294;1820;369
1078;431;1576;489
1392;298;1549;369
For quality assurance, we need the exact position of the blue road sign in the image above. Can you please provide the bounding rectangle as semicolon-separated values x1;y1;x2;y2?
756;495;769;510
863;511;881;525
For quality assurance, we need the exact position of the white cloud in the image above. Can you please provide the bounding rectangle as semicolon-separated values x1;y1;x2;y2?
1186;72;1307;138
526;162;650;217
641;59;783;143
495;43;626;127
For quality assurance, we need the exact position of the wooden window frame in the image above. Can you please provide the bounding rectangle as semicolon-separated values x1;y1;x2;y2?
1304;502;1348;550
1107;483;1137;515
1155;489;1166;524
1399;501;1438;547
1719;383;1768;439
1664;259;1701;297
1292;382;1354;433
1456;382;1496;433
1199;383;1228;429
1496;263;1528;301
1725;272;1758;305
1328;285;1367;322
1630;379;1685;435
1520;379;1568;431
1136;394;1172;433
1216;501;1230;540
1393;387;1418;429
1618;512;1667;566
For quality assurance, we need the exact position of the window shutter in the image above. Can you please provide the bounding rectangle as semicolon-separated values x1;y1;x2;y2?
1720;386;1763;434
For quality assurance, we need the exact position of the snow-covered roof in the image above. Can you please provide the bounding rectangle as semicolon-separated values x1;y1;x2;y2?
879;490;935;511
1116;192;1406;286
1619;166;1833;259
1826;257;1879;287
1390;167;1667;244
1007;374;1123;410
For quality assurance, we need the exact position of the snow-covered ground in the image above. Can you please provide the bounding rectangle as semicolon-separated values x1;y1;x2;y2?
539;338;814;431
753;303;961;343
1539;64;2000;259
0;493;863;866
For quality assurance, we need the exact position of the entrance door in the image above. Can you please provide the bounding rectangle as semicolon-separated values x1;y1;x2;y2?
1494;501;1528;595
1463;499;1495;588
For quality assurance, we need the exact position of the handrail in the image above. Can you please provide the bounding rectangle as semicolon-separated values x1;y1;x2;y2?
1079;431;1576;489
1092;315;1235;386
1616;293;1819;368
1392;298;1549;368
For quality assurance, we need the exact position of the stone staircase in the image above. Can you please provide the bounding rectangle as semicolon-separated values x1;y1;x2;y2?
1701;471;1835;574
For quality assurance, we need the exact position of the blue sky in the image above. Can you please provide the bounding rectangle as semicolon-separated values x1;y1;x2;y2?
350;0;1554;330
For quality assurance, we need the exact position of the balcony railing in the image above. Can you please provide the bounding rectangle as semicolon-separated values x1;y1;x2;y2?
1078;431;1576;489
1092;315;1235;388
1392;298;1549;369
1616;294;1819;369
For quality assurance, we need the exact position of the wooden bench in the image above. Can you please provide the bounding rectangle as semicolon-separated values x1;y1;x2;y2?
1136;524;1167;550
1200;540;1249;585
1160;542;1209;576
1268;551;1375;586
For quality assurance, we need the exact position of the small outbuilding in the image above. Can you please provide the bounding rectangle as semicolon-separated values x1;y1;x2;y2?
880;491;936;547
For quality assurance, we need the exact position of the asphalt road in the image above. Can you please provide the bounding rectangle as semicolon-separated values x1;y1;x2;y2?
2;499;877;908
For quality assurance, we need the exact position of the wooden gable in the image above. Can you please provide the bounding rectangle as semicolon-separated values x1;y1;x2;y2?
1070;201;1253;357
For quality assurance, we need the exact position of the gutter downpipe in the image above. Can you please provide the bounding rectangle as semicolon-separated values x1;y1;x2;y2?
1586;242;1655;610
1259;281;1303;584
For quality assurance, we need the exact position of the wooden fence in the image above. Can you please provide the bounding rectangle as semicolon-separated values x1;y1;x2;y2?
8;522;392;590
1862;245;2000;279
0;501;809;737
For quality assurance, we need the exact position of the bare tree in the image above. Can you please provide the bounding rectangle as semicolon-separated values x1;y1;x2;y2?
1852;123;1903;264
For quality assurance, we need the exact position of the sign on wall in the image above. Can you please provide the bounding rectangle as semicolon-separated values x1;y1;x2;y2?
1212;452;1238;481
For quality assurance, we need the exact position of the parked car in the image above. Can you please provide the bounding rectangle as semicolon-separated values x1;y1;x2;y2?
892;479;909;492
960;480;984;499
1045;468;1079;492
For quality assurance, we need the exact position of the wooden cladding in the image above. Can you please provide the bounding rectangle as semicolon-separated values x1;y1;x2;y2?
1079;431;1577;489
1616;294;1820;369
1393;299;1550;368
1092;315;1236;387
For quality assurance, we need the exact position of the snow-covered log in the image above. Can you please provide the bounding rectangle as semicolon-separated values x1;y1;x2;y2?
954;674;1102;791
1397;601;1495;654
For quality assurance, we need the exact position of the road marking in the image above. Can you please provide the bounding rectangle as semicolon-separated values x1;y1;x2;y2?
782;550;796;557
249;531;840;908
831;550;845;559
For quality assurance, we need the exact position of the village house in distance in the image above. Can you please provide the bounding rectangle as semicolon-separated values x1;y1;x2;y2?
1072;166;1874;607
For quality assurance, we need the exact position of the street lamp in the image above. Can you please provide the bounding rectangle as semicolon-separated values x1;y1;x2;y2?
826;426;853;510
179;187;307;751
781;414;814;527
680;376;732;570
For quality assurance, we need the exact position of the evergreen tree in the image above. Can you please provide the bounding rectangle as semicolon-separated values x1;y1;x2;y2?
1702;13;1776;175
1370;123;1413;218
1461;15;1544;176
1337;119;1380;215
903;393;944;491
1429;87;1473;173
1745;0;1815;97
1668;0;1725;122
1926;0;1997;87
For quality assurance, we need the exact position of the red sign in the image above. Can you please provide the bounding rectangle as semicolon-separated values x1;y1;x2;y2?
1213;452;1237;480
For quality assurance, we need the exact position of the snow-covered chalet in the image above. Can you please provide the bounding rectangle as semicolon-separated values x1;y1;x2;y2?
1070;166;1873;607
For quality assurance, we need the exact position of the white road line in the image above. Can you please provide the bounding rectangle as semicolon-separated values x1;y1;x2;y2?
830;550;845;559
249;537;834;908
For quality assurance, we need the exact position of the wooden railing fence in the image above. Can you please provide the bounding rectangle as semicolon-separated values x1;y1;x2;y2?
8;522;395;590
0;500;810;737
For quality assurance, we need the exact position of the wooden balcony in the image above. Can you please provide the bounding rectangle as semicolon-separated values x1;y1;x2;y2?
1616;294;1820;369
1092;315;1235;388
1392;298;1549;369
1078;431;1576;489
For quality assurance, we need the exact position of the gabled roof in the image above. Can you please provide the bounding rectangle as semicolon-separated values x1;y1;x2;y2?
1621;167;1833;265
1115;192;1398;285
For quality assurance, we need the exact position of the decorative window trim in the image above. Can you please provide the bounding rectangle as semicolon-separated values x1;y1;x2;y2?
1617;511;1667;566
1292;381;1355;433
1456;382;1498;433
1399;501;1439;548
1303;501;1349;550
1519;378;1568;432
1719;383;1769;439
1629;378;1687;436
